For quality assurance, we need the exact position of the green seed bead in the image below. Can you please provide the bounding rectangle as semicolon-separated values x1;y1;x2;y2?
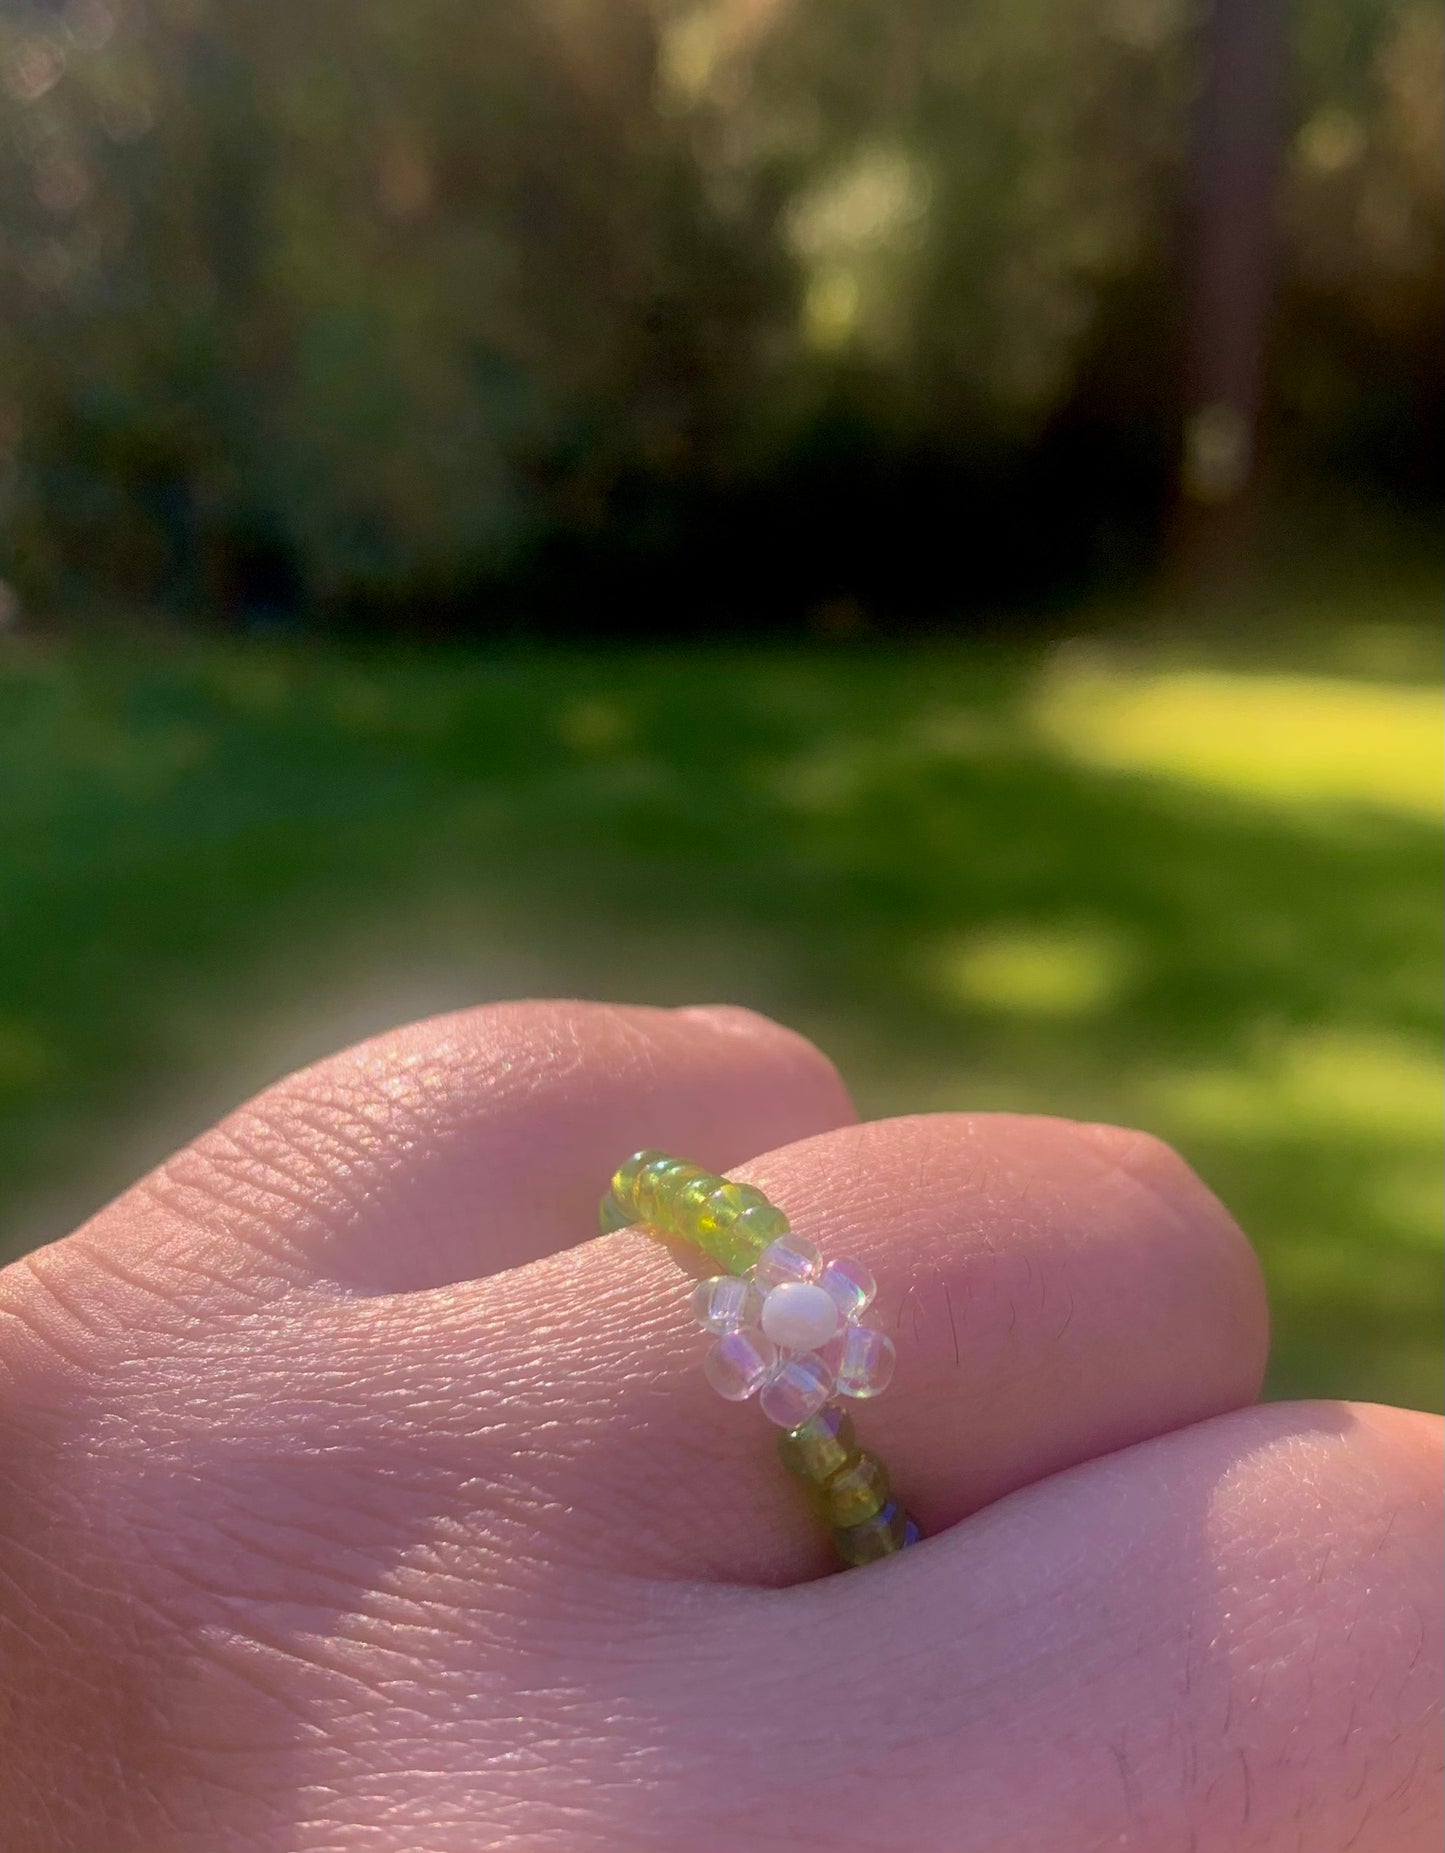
610;1149;670;1216
634;1157;693;1224
812;1452;890;1528
728;1202;789;1264
833;1499;910;1567
693;1221;757;1275
696;1181;766;1233
672;1171;726;1243
597;1189;632;1233
649;1163;711;1230
675;1170;723;1214
777;1406;859;1485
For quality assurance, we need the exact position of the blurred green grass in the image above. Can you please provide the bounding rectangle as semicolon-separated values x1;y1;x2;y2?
1;605;1440;1410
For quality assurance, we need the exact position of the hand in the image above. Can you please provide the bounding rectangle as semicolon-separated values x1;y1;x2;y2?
1;1002;1439;1852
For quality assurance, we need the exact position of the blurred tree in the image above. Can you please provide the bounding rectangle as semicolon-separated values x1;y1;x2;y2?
0;0;1437;625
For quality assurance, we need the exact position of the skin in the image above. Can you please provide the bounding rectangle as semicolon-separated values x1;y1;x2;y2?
0;999;1439;1853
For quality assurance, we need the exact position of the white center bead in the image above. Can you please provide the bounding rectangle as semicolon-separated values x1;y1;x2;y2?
759;1280;841;1352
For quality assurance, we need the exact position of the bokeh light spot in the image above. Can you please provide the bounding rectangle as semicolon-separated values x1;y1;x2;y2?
921;924;1131;1018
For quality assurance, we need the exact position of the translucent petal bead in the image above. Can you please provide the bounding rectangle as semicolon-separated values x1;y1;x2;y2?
759;1280;841;1352
755;1233;823;1290
777;1405;859;1485
703;1329;778;1401
819;1255;876;1321
597;1189;632;1234
758;1352;834;1428
833;1499;910;1566
610;1149;669;1216
692;1274;759;1335
811;1452;889;1528
835;1324;896;1398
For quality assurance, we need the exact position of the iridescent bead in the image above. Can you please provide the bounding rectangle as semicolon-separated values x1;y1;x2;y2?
833;1499;909;1566
703;1329;778;1401
819;1255;876;1320
597;1189;632;1234
755;1233;823;1290
758;1352;834;1428
609;1149;669;1216
835;1324;896;1398
776;1405;859;1485
692;1274;759;1334
811;1452;889;1528
901;1516;922;1548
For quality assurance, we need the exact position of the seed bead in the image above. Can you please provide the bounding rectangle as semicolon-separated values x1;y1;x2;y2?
635;1157;698;1224
696;1182;768;1232
777;1406;859;1485
833;1500;910;1566
609;1149;670;1218
648;1163;711;1230
811;1452;890;1528
674;1170;725;1226
597;1189;631;1234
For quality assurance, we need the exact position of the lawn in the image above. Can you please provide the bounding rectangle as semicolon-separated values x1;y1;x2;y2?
1;601;1440;1411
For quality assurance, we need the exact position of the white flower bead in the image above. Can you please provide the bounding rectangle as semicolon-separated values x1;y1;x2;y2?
759;1280;841;1352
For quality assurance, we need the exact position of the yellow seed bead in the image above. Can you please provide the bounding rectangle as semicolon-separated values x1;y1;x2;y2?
610;1149;670;1217
778;1406;859;1484
812;1452;889;1528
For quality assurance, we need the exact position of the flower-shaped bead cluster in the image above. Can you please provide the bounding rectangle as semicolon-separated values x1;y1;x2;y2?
693;1233;895;1429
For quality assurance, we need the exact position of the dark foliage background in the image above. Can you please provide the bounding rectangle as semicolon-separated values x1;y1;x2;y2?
1;0;1439;626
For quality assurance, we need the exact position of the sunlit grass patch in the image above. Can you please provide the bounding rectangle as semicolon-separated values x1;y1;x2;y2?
1034;663;1444;818
920;924;1131;1018
1154;1028;1444;1144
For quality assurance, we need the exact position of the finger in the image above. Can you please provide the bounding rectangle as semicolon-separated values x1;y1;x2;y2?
606;1402;1443;1853
371;1109;1268;1581
27;1001;854;1303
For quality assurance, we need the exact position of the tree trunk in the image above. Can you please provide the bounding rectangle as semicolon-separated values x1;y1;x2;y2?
1174;0;1289;596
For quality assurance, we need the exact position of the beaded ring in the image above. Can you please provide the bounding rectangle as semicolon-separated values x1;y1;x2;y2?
601;1151;920;1567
